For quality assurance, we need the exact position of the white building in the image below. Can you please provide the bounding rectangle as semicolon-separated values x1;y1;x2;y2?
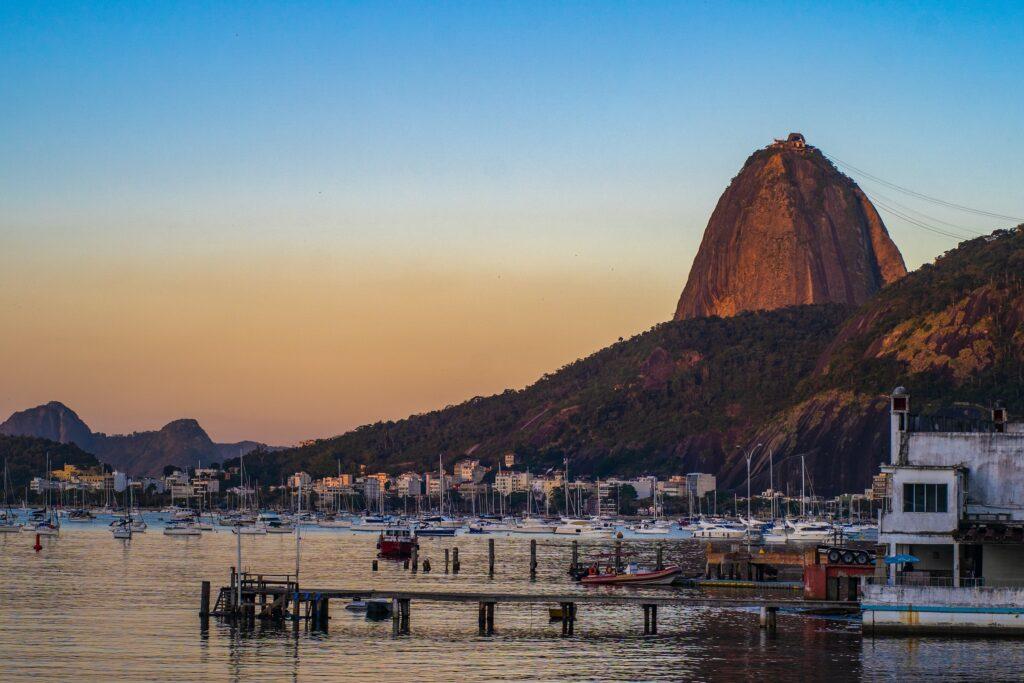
866;388;1024;634
494;471;531;496
453;459;486;483
394;472;423;497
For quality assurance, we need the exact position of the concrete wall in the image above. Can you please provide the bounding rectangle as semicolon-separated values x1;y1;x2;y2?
906;432;1024;515
882;467;960;535
864;583;1024;607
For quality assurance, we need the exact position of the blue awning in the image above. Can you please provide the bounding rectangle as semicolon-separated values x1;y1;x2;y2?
884;554;920;564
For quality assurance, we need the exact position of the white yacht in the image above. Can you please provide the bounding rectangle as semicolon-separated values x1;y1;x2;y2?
784;519;835;541
554;519;614;536
691;518;747;539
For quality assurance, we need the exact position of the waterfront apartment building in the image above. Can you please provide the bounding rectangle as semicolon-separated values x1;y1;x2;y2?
453;459;486;483
394;472;423;497
865;387;1024;634
494;471;531;496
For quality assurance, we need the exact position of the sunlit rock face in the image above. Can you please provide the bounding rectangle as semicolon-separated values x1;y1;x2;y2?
675;134;906;320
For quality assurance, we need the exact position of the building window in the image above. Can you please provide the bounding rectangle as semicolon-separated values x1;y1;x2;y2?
902;483;948;513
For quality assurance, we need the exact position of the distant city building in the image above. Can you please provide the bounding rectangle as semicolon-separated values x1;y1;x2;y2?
503;453;517;468
394;472;423;497
454;459;486;483
495;471;531;496
686;473;717;498
288;472;312;489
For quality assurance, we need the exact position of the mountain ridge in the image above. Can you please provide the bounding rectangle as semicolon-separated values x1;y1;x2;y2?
0;403;273;476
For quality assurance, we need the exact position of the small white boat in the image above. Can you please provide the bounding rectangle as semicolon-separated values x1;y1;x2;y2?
231;524;268;535
554;519;614;536
112;525;132;540
164;520;202;536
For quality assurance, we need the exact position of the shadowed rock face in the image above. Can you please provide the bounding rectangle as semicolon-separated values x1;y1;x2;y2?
675;137;907;320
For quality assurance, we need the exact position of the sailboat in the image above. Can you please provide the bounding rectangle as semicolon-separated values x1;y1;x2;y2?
0;459;22;533
23;454;60;536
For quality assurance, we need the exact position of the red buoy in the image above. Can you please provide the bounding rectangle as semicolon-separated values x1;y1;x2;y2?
34;533;42;552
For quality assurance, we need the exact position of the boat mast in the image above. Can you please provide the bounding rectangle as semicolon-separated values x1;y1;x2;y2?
800;455;806;518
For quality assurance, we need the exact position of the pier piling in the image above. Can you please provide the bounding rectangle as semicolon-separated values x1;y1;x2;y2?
200;580;211;618
445;548;450;574
571;540;578;571
560;602;576;637
478;601;495;635
529;539;537;581
488;539;495;578
411;546;419;573
453;547;460;573
643;604;658;635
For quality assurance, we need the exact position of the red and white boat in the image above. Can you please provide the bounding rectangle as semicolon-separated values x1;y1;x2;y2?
377;528;418;559
580;563;682;586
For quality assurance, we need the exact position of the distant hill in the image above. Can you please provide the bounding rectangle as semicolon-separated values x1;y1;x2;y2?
238;227;1024;496
0;434;101;492
0;403;273;476
675;134;906;320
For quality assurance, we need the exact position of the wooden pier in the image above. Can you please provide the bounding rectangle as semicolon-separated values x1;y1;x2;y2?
203;570;857;637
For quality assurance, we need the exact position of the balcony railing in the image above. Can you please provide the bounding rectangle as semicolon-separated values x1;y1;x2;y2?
866;575;1024;589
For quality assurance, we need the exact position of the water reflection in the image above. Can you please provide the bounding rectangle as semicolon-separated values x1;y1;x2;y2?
1;528;1023;680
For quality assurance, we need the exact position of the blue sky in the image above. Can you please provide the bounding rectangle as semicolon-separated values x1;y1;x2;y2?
1;2;1022;441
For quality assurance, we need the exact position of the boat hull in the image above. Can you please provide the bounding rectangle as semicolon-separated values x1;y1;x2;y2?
581;566;682;586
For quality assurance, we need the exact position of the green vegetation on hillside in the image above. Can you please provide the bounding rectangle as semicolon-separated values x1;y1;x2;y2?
0;435;102;492
238;304;850;485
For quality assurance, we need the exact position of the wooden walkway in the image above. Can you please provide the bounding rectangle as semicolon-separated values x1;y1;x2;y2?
203;572;858;637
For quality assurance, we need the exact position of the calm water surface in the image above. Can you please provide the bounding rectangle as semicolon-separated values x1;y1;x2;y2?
2;520;1023;681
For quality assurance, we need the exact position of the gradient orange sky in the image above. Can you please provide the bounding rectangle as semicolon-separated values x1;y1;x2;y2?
4;3;1022;444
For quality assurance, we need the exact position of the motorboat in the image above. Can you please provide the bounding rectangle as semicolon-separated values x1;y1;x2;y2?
631;520;672;536
415;524;457;537
65;508;95;522
555;519;614;536
579;562;683;586
164;520;202;536
266;520;295;534
514;518;558;534
377;528;418;559
784;519;835;542
691;518;747;539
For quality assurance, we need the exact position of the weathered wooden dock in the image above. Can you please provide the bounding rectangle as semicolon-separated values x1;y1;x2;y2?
202;570;857;637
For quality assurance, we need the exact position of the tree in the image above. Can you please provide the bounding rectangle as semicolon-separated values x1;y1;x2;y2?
618;484;638;515
163;464;180;477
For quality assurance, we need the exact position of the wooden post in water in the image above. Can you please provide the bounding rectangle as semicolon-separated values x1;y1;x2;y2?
200;580;211;619
411;545;419;573
399;599;411;635
488;538;495;578
392;597;400;636
453;546;460;573
560;602;575;637
445;548;450;574
571;540;578;571
478;602;487;635
530;539;537;581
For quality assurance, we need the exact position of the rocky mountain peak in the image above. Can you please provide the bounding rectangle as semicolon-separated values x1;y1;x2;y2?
674;134;907;320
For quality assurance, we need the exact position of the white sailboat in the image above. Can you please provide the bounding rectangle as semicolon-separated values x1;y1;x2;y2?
0;459;22;533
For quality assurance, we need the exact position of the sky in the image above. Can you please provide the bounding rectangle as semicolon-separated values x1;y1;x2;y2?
1;2;1022;445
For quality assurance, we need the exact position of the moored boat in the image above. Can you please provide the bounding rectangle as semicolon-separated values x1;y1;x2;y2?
377;528;417;559
580;563;683;586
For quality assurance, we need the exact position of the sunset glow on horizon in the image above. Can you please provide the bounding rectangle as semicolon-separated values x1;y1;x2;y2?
3;2;1022;443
